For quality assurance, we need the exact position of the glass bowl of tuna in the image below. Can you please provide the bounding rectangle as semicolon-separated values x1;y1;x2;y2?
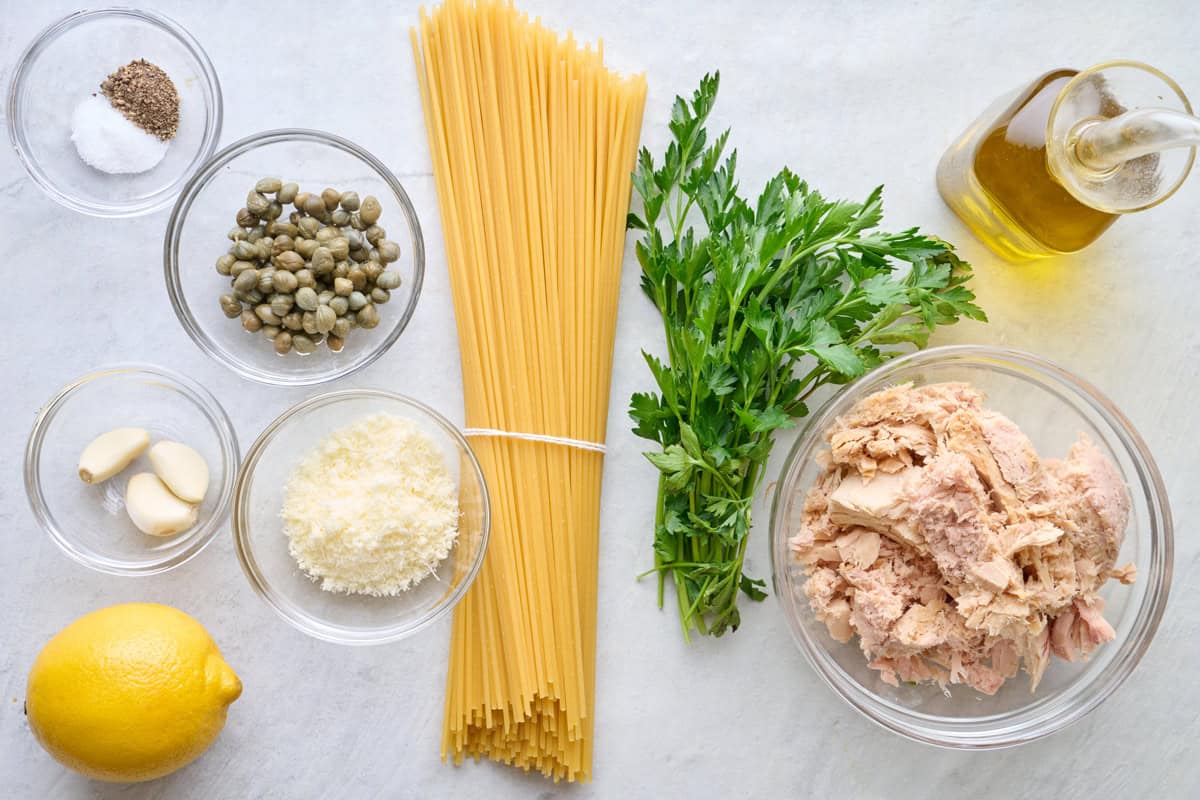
769;345;1172;748
24;364;240;576
164;129;425;386
8;8;222;217
232;389;490;644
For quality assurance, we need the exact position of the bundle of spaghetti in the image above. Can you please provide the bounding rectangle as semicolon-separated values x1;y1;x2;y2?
411;0;645;783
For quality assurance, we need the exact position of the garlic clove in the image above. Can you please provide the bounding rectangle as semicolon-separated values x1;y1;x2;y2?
148;441;210;504
125;473;198;536
78;427;150;484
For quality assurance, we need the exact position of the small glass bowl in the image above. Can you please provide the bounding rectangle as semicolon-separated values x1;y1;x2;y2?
24;364;240;576
770;345;1172;748
164;129;425;386
7;8;222;217
233;390;489;645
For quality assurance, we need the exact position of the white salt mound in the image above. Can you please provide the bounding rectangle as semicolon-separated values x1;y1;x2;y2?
70;94;168;174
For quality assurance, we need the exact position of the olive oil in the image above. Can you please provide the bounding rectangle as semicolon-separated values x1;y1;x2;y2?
937;70;1118;261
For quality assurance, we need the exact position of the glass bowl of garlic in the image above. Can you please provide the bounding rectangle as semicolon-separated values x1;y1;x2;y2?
24;363;239;575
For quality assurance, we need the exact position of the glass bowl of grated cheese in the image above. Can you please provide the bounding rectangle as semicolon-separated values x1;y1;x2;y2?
233;389;489;644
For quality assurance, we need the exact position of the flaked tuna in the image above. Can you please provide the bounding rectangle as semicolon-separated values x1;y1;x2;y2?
790;382;1133;695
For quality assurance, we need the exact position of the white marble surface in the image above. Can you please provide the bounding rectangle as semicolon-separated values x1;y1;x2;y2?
2;1;1198;797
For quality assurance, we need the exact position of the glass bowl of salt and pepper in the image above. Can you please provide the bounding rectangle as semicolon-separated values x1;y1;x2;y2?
7;7;222;217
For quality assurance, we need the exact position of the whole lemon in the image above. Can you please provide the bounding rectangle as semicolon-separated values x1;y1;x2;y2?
25;603;242;783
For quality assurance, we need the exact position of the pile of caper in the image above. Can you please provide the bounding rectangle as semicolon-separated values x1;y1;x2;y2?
215;178;403;355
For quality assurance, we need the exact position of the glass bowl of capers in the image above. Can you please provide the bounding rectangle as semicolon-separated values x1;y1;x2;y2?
164;129;425;386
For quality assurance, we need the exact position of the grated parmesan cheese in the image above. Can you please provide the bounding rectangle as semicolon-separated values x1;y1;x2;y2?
281;413;460;596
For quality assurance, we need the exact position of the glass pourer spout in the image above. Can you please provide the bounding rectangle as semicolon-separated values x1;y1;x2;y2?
1074;109;1200;172
1047;61;1197;215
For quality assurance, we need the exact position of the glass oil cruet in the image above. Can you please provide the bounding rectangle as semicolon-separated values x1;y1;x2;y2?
937;61;1200;261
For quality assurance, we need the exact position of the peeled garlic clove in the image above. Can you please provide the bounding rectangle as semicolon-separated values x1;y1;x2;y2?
148;441;210;504
125;473;198;536
78;428;150;484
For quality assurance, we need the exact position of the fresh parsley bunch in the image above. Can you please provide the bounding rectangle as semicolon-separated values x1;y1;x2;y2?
628;72;986;641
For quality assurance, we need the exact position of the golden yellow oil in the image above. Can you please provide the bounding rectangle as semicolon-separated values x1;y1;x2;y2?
938;70;1119;260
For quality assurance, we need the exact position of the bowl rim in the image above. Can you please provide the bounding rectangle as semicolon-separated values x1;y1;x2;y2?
232;388;491;645
163;128;426;386
6;6;224;218
23;362;241;576
768;344;1173;748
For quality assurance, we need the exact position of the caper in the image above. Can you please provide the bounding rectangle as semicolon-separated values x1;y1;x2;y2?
270;295;293;317
339;191;360;211
230;260;254;277
365;224;386;246
275;250;304;272
274;331;293;355
264;201;283;221
345;311;358;328
333;277;354;297
233;269;259;293
235;240;258;260
326;335;345;352
298;216;320;238
295;269;316;289
332;318;351;338
292;334;316;355
317;289;335;306
216;253;236;276
256;268;276;294
303;194;326;218
296;239;319;259
358;304;380;329
236;207;257;228
228;225;248;241
274;270;299;293
329;238;350;261
271;235;295;257
278;182;299;204
309;333;326;346
376;270;402;290
266;221;299;238
363;262;383;282
345;230;363;250
256;177;283;194
329;295;349;316
246;227;264;243
301;311;318;335
255;305;281;326
247;190;270;216
311;247;335;274
315;226;339;244
219;294;242;318
330;209;351;227
333;261;350;279
349;211;366;231
376;240;400;264
241;309;262;332
237;288;264;305
348;291;368;311
262;325;281;340
282;311;303;331
349;247;369;263
360;195;382;225
315;305;337;334
321;188;341;211
371;287;391;304
348;268;367;292
289;211;302;225
294;191;311;212
295;286;319;311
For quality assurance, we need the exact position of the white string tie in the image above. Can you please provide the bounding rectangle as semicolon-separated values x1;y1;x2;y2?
461;427;607;454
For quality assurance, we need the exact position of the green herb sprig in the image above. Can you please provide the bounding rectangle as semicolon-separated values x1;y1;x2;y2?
628;72;986;641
